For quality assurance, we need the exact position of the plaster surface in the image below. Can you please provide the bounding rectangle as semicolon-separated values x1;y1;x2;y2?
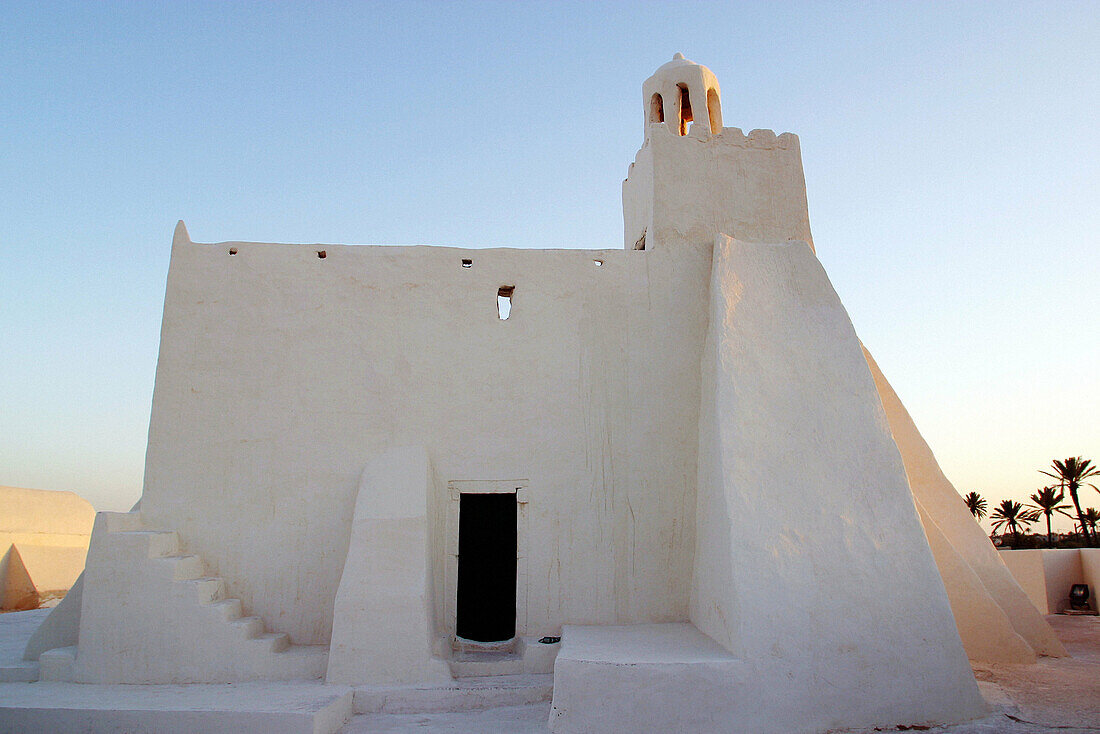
50;53;1053;732
641;53;722;135
345;704;550;734
127;57;822;672
352;674;553;715
0;609;47;682
546;618;1100;734
920;508;1036;663
0;486;94;609
623;123;812;252
549;623;744;733
69;511;326;683
1000;549;1091;615
327;446;450;685
0;548;37;612
141;222;709;647
4;611;1100;733
22;571;82;661
864;348;1067;659
1082;549;1100;606
682;234;984;732
0;681;352;734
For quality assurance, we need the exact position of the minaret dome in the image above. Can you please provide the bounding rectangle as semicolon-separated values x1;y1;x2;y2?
642;53;722;137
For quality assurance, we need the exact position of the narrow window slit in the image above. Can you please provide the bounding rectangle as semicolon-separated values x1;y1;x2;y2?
649;93;664;123
461;259;473;268
497;286;514;320
677;84;693;136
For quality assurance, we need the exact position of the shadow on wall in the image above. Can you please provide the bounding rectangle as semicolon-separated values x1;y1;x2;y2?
1000;549;1100;615
0;546;40;611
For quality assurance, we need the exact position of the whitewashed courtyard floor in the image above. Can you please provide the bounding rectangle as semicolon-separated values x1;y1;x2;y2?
0;608;48;682
2;609;1099;732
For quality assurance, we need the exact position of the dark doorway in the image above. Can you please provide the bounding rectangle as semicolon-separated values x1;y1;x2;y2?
456;492;517;642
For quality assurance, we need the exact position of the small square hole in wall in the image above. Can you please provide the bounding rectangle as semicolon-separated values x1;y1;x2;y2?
497;286;514;320
229;247;238;256
461;259;473;268
317;250;327;259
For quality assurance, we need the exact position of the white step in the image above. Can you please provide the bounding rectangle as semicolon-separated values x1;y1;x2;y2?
188;577;226;604
142;530;181;558
155;554;204;580
253;632;291;653
102;511;144;533
231;616;264;639
448;650;524;678
0;681;353;734
38;646;77;682
107;530;179;559
521;637;560;674
448;636;560;677
84;514;320;683
0;660;39;683
260;646;329;681
354;674;555;714
204;598;243;622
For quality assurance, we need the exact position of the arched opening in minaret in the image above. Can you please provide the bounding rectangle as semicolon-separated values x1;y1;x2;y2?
649;93;664;124
677;84;693;136
707;88;722;134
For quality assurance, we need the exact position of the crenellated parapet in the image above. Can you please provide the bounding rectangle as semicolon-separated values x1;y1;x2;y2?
625;56;812;252
626;126;799;177
624;121;812;251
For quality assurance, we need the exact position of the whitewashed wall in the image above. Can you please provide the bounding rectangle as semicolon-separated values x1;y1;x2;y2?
142;227;710;644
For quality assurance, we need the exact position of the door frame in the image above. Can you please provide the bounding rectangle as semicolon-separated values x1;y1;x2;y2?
445;479;529;645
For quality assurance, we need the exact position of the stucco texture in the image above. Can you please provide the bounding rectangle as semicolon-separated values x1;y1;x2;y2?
140;222;709;645
326;447;450;685
68;56;1044;724
685;235;984;731
1000;548;1100;615
863;350;1067;660
0;486;94;610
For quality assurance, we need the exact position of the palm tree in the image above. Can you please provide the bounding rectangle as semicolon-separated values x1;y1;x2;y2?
1041;457;1100;547
989;499;1038;549
1079;508;1100;540
963;491;987;520
1027;486;1074;548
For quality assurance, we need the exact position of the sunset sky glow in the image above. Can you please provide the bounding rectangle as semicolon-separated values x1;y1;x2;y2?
1;2;1097;533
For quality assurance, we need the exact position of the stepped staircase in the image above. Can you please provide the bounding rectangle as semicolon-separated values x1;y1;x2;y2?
39;511;326;683
352;636;560;714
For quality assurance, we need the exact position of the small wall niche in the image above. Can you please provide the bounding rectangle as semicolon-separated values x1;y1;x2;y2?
317;250;327;259
229;247;238;256
461;259;473;268
497;286;514;320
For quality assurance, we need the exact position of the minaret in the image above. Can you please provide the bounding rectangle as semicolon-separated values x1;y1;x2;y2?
642;52;722;137
623;54;813;252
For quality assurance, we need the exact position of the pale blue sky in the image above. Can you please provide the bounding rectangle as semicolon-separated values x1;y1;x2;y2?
2;2;1097;530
